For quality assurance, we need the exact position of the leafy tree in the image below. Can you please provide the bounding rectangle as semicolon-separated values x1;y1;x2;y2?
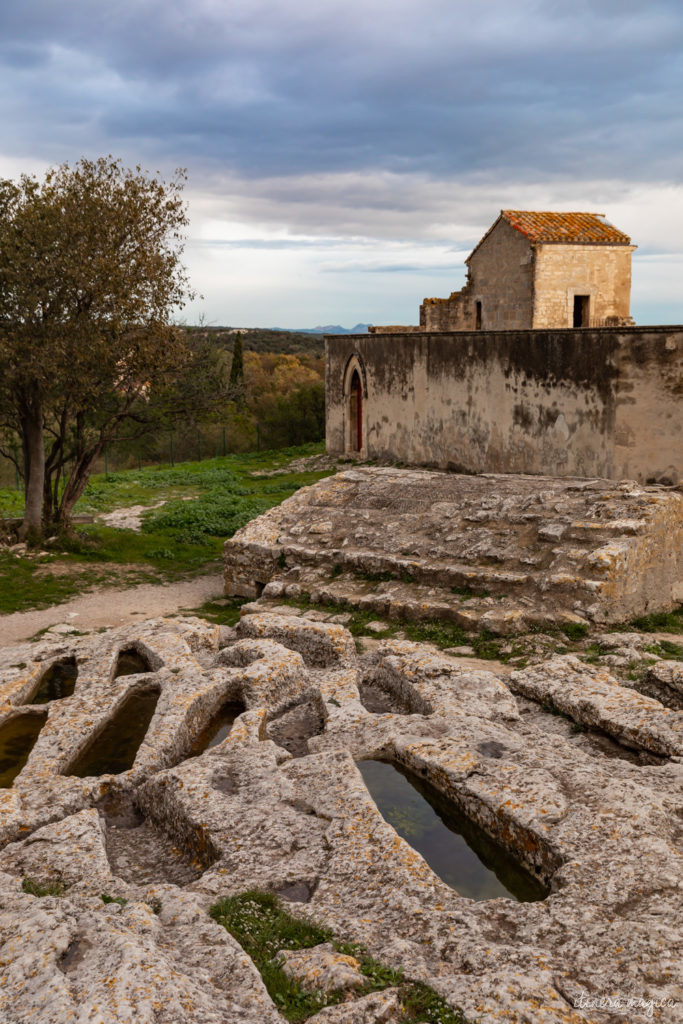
0;156;196;538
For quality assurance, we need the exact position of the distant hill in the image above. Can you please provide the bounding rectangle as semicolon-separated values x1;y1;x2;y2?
292;324;370;335
186;326;325;357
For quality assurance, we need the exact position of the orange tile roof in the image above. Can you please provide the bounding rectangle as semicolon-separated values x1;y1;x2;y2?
501;210;631;244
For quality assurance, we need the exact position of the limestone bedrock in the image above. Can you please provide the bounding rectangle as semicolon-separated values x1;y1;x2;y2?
0;612;680;1023
223;467;682;632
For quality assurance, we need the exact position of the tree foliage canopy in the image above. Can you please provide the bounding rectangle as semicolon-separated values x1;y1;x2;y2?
0;156;198;536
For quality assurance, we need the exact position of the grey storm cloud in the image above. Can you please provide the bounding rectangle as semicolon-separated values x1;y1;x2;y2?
1;0;683;184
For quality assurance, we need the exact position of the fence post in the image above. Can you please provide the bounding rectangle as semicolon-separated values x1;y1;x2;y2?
197;430;201;462
138;451;142;471
104;448;109;477
257;424;261;452
222;426;226;457
170;433;174;467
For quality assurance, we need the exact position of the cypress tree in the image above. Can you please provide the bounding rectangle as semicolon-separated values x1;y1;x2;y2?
229;331;245;404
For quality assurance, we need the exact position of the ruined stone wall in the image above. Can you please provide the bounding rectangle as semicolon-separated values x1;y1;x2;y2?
533;243;634;327
420;280;474;331
325;326;682;483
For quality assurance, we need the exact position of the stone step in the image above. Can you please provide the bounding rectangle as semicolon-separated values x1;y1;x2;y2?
261;570;585;636
269;543;605;610
224;469;682;628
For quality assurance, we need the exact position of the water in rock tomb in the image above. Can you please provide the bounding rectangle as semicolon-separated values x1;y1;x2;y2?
186;702;245;757
358;759;548;902
29;657;78;704
0;711;48;787
68;688;160;777
114;648;152;678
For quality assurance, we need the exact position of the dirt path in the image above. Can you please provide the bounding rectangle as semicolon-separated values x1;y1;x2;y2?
0;573;224;648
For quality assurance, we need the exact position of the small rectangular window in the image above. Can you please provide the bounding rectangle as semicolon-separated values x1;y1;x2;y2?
475;301;482;330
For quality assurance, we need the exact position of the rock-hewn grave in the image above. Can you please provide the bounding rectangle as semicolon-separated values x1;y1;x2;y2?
223;468;682;632
0;610;681;1022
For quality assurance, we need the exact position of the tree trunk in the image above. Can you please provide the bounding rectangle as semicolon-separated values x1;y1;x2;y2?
18;404;45;541
57;444;104;526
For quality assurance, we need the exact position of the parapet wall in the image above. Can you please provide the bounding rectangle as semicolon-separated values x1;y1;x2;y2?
326;326;682;483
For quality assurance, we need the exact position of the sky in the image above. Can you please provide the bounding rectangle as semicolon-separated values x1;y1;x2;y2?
1;0;682;328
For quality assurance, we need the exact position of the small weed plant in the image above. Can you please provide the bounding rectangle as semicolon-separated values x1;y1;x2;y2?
22;877;65;897
101;893;128;906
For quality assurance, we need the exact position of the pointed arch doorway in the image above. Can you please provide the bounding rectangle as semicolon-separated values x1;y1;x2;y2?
343;354;367;457
349;369;362;452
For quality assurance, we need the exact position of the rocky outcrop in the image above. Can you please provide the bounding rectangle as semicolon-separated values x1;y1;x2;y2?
223;468;683;631
0;612;680;1023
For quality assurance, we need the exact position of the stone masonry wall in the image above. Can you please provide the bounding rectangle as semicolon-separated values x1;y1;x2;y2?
533;243;634;328
420;220;534;331
419;280;474;331
466;218;534;330
326;326;682;483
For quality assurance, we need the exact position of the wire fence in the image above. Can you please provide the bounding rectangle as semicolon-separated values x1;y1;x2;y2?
0;418;309;491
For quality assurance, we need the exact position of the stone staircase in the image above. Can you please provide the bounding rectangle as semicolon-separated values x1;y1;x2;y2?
223;468;682;634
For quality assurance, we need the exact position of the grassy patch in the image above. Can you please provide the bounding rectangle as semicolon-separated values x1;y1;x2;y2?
0;551;108;615
657;639;683;660
0;489;23;519
185;597;247;627
401;982;472;1023
559;621;589;641
623;607;683;635
100;893;129;907
581;643;602;665
451;585;487;602
210;890;471;1024
22;877;65;897
0;444;335;616
210;891;334;1021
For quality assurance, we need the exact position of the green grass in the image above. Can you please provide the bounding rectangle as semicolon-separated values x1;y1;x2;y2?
22;877;65;897
210;891;335;1021
101;893;128;907
185;597;247;627
559;621;590;641
0;550;109;615
210;890;471;1024
625;607;683;635
658;639;683;660
0;443;334;616
0;489;23;518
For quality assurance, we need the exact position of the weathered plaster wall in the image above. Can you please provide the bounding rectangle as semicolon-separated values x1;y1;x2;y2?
533;244;634;328
325;327;682;483
612;330;682;484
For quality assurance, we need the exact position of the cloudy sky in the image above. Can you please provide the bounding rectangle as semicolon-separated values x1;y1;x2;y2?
1;0;682;327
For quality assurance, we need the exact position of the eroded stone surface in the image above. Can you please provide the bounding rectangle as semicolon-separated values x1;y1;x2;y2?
223;468;682;630
278;942;365;994
509;655;683;757
0;612;681;1023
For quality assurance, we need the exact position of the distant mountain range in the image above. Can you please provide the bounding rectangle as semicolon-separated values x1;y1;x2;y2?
274;324;371;335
